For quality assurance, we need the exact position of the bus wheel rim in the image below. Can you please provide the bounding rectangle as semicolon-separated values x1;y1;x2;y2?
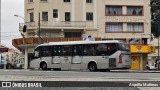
42;64;46;69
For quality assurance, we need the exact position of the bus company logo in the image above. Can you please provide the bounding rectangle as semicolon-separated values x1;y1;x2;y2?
2;82;11;87
150;46;154;52
136;46;142;50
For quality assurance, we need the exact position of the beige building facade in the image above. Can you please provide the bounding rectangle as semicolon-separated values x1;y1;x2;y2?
13;0;153;69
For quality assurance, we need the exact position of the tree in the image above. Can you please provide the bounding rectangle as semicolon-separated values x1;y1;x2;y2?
151;0;160;37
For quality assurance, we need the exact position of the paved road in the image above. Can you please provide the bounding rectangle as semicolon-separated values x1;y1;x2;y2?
0;69;160;81
0;69;160;90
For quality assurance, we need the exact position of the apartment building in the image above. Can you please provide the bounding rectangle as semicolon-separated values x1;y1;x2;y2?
0;46;23;68
13;0;155;70
97;0;155;70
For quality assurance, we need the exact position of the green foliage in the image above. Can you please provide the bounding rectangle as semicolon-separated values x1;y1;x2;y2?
151;0;160;37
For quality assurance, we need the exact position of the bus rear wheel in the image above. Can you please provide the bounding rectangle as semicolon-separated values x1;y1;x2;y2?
88;62;97;71
41;62;47;70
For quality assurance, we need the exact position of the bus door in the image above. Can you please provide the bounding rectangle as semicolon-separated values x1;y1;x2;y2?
52;46;61;69
39;46;53;69
30;49;41;69
96;44;109;69
60;45;72;70
71;45;83;70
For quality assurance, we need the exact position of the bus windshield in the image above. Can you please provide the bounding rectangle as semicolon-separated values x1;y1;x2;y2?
118;43;130;51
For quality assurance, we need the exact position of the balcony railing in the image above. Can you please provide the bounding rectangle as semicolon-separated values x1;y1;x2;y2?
19;21;86;29
41;21;86;27
19;22;36;29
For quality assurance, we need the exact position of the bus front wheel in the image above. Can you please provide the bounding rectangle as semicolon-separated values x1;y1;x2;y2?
41;62;47;70
88;62;97;71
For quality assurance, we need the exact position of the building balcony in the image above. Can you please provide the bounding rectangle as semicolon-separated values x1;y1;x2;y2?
19;21;89;30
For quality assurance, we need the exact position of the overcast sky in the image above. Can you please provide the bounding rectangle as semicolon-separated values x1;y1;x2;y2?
1;0;24;48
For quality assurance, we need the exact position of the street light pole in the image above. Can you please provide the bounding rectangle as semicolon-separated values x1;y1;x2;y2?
14;15;26;22
14;15;28;69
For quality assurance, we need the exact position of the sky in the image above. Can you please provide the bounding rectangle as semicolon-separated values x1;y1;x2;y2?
1;0;24;48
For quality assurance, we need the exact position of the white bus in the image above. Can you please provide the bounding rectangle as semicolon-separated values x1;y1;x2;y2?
30;40;131;71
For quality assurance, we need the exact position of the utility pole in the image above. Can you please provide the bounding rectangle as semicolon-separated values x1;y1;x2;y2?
0;0;1;69
38;13;41;44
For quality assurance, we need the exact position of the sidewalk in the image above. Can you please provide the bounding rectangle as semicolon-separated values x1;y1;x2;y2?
129;70;160;73
0;69;160;73
112;69;160;73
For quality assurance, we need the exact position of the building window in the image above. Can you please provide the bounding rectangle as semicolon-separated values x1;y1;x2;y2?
127;23;143;32
64;0;70;2
86;12;93;21
29;12;34;22
64;32;82;38
127;6;143;15
106;23;123;32
86;0;92;3
53;9;58;18
28;0;33;3
65;12;71;21
106;6;122;15
42;12;48;21
40;0;47;1
40;32;59;37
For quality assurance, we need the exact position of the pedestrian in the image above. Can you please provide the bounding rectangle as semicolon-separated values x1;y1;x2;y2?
146;62;150;71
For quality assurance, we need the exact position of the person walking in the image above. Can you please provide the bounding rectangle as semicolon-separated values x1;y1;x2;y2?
146;62;150;72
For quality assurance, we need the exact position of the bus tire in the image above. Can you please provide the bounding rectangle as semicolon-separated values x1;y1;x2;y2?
40;62;47;70
106;69;110;72
88;62;97;71
100;69;107;72
53;68;61;71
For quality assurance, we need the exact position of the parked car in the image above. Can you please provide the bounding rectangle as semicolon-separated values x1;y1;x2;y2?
14;63;22;69
0;60;22;69
0;60;6;69
149;65;157;70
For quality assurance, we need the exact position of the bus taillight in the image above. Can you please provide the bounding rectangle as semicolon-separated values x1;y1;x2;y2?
119;53;122;64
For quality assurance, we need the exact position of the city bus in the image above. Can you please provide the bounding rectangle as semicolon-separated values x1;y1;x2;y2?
30;40;131;71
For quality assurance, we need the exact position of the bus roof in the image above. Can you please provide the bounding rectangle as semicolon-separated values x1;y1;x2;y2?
37;40;123;47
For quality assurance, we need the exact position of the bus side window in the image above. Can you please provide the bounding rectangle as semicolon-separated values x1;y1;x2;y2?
73;46;78;56
53;46;61;56
73;45;83;56
83;44;96;56
61;45;72;56
108;43;118;55
96;44;109;56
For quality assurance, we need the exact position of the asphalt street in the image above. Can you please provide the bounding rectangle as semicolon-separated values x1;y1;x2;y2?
0;69;160;80
0;69;160;90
